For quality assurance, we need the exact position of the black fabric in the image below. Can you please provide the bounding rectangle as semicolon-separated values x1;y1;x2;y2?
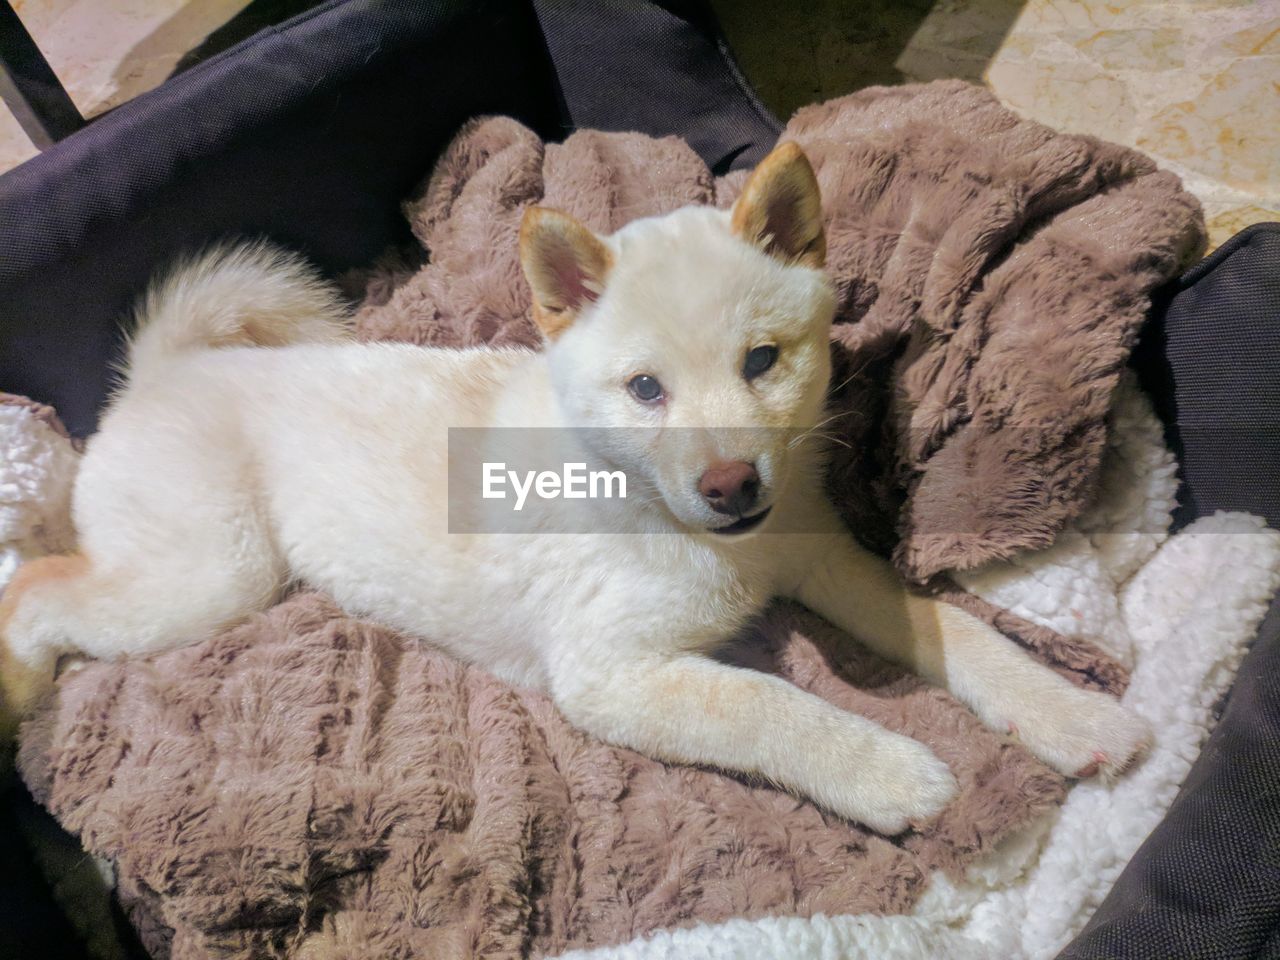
1136;223;1280;533
0;0;565;437
1059;595;1280;960
530;0;781;174
1061;224;1280;959
169;0;332;75
0;778;94;959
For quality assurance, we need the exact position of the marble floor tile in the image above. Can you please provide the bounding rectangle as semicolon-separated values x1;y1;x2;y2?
900;0;1280;249
0;0;249;173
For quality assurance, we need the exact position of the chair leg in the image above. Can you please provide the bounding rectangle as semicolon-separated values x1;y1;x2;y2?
0;0;84;150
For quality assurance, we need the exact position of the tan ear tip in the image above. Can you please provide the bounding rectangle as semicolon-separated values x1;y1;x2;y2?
764;140;810;167
519;205;544;233
519;206;562;256
521;205;583;240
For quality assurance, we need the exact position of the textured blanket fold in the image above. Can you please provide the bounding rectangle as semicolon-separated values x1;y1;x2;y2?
13;81;1208;959
21;591;1072;959
798;84;1205;580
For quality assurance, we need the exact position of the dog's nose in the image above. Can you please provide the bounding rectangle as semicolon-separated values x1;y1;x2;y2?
698;461;760;516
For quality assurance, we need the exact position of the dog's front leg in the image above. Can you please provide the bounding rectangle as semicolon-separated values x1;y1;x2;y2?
792;531;1151;779
552;651;956;833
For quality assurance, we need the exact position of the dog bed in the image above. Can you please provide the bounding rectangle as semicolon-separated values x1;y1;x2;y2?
3;2;1280;957
8;80;1280;960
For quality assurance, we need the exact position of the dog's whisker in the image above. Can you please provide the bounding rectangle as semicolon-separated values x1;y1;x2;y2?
807;410;854;434
789;430;852;450
828;353;877;396
809;435;852;450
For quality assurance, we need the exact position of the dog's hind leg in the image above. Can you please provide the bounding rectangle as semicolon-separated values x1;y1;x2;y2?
0;482;285;740
0;555;88;740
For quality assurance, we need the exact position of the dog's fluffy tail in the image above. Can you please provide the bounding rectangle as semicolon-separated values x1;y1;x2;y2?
124;241;350;384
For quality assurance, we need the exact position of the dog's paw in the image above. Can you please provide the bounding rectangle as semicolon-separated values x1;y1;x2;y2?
849;737;959;835
1008;688;1150;782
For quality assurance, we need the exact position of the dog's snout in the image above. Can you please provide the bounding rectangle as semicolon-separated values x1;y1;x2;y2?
698;461;760;516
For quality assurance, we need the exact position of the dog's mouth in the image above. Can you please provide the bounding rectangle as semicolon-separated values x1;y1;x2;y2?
708;506;773;536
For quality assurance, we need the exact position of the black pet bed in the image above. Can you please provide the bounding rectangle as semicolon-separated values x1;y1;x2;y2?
1;2;1278;957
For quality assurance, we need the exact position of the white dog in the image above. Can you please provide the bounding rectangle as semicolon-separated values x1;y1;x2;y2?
0;143;1149;832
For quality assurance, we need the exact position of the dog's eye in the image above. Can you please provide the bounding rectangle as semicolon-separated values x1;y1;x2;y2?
743;345;778;380
628;374;664;403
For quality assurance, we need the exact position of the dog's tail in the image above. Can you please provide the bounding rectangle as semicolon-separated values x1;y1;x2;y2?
123;240;350;384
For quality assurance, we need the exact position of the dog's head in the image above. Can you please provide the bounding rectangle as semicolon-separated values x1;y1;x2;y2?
518;142;835;536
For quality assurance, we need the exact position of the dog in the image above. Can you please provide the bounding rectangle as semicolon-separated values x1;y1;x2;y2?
0;143;1149;831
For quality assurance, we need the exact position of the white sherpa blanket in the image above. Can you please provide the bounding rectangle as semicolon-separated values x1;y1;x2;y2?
4;381;1279;960
0;401;78;586
555;377;1280;960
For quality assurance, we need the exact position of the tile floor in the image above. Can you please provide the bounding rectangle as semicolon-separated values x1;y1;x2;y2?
0;0;251;172
978;0;1278;248
717;0;1278;250
2;0;1277;250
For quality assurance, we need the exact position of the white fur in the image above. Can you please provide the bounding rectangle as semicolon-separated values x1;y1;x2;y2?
2;204;1151;834
123;239;350;380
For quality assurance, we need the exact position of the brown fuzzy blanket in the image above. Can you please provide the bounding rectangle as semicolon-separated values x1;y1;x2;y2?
19;81;1203;959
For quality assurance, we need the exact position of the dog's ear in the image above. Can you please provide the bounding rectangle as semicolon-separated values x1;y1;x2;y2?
731;142;825;269
519;207;613;339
